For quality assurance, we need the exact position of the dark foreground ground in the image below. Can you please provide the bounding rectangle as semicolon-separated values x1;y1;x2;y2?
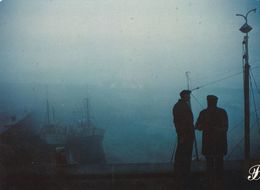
1;161;260;190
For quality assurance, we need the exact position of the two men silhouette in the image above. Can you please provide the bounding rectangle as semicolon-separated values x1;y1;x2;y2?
172;90;228;189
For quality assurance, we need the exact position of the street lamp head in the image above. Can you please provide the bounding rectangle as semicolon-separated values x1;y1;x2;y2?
239;23;253;33
246;8;257;18
236;14;244;17
250;8;257;14
236;8;257;33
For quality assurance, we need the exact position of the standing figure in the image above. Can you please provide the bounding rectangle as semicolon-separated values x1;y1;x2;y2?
172;90;194;189
195;95;228;188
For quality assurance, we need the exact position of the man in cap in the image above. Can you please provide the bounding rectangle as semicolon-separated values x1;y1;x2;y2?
172;90;195;188
195;95;228;188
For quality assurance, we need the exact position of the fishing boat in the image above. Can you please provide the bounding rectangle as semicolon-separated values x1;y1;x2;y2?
40;98;106;165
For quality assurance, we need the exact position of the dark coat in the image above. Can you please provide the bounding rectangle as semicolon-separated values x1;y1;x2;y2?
196;107;228;156
172;99;194;142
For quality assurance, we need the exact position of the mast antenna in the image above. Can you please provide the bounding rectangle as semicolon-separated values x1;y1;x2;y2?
185;71;199;161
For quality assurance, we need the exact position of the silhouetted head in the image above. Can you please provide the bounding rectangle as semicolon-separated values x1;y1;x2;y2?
207;95;218;108
180;90;191;102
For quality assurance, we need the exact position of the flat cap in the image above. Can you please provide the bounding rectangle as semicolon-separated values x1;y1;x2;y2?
207;95;218;100
180;90;191;97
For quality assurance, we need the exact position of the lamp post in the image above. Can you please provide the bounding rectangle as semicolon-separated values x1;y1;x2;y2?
236;8;256;162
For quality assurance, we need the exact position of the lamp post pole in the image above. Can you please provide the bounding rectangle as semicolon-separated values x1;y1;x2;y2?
236;8;256;162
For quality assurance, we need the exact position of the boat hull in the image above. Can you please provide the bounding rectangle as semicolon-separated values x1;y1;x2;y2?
66;134;106;164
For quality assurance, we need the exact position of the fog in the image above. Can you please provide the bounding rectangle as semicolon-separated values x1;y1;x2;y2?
0;0;260;163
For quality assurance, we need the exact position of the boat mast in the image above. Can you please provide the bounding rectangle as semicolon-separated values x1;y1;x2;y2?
45;85;50;125
87;98;90;127
84;98;90;128
46;99;50;125
52;106;55;122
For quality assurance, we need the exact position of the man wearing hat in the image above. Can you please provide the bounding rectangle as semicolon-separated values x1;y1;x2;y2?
195;95;228;187
172;90;195;188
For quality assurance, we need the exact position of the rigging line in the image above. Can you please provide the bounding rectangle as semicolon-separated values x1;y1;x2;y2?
228;120;244;141
226;136;244;160
249;73;260;133
191;93;204;109
191;71;243;91
190;65;260;92
251;65;260;70
249;69;260;95
227;128;240;139
228;137;242;151
229;120;244;134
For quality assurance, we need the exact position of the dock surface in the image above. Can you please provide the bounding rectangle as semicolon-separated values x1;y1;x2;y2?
1;160;260;190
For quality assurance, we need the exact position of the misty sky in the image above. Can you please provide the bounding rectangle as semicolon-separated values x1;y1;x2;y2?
0;0;259;88
0;0;260;163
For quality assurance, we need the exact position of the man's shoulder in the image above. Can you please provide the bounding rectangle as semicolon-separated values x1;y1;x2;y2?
216;107;227;114
173;100;182;108
173;100;187;109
